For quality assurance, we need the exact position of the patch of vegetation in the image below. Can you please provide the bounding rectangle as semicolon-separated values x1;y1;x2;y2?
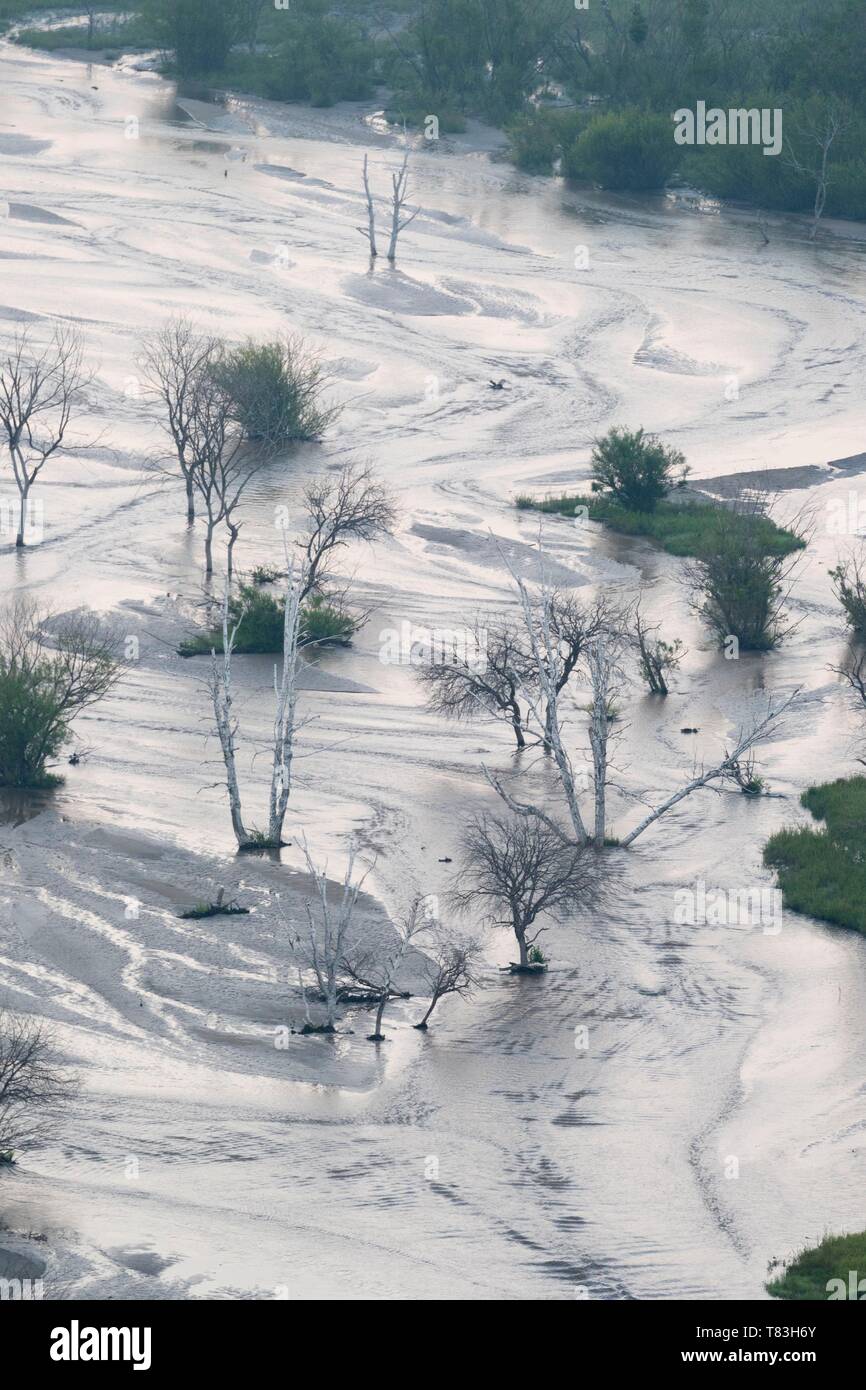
212;336;339;447
514;493;803;561
179;584;358;657
564;109;678;191
179;892;249;920
767;1229;866;1300
830;556;866;638
763;777;866;935
0;600;120;789
250;565;283;586
590;427;689;514
237;830;287;853
506;108;584;175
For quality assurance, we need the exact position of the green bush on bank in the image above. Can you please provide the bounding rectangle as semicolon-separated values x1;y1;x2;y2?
763;777;866;935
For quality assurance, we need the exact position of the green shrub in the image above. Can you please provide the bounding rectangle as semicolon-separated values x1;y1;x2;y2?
686;507;802;651
566;110;678;191
179;585;358;656
212;336;338;446
830;556;866;637
506;108;584;174
591;427;688;513
264;13;376;105
0;601;120;788
299;595;356;647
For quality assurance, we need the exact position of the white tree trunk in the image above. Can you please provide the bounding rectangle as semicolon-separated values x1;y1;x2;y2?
359;154;378;258
267;561;304;845
209;589;248;847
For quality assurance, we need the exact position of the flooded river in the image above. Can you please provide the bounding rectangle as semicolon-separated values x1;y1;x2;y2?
0;35;865;1299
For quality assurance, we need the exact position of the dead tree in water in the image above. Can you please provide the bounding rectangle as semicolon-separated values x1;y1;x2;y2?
454;812;597;969
209;558;307;849
141;318;220;525
296;841;372;1032
341;899;426;1041
387;153;421;262
0;1011;77;1154
0;328;88;547
356;153;421;263
357;153;378;258
414;924;483;1029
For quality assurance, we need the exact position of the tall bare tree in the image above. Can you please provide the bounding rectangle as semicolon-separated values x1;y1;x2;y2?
419;616;534;750
299;462;397;602
0;328;88;547
209;557;307;849
785;100;850;239
186;371;265;577
357;153;379;259
387;153;421;262
454;812;598;969
141;318;220;524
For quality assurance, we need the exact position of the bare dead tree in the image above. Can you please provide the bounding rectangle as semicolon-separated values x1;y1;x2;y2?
187;371;267;577
267;563;305;847
454;812;598;969
620;690;800;847
208;588;248;847
413;923;484;1029
418;616;534;750
0;1011;77;1155
294;840;373;1032
0;328;89;547
785;100;850;240
340;898;426;1041
141;318;220;524
491;553;593;845
299;462;397;602
357;153;379;259
208;557;307;849
585;634;628;847
491;536;799;850
387;153;421;262
543;590;621;750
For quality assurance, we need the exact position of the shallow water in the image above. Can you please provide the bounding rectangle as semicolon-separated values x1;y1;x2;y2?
0;38;865;1300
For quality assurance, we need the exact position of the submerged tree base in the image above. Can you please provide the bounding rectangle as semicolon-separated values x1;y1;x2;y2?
299;1022;337;1036
514;494;804;560
237;837;289;854
764;777;866;935
501;962;548;975
767;1230;866;1300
